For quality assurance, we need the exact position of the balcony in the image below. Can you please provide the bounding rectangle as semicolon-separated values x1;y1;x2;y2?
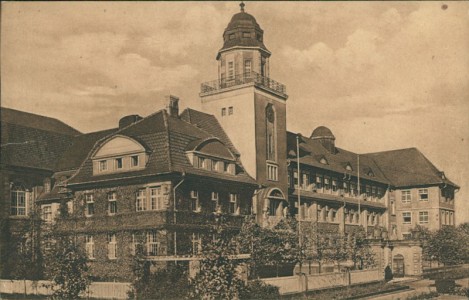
200;72;287;99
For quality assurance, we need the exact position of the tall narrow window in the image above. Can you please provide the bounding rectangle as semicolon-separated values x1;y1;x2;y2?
108;192;117;215
146;231;159;256
42;205;52;222
150;187;164;211
99;160;107;172
244;60;252;77
228;106;233;115
265;104;276;161
261;56;266;77
228;61;234;80
191;190;199;212
131;233;138;255
85;235;95;259
10;185;27;216
192;233;202;255
316;175;323;190
107;233;117;259
229;193;239;215
221;108;226;116
332;179;338;192
85;193;94;216
211;192;219;212
136;189;146;211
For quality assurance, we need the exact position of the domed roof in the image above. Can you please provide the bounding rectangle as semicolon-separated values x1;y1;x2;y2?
226;11;261;31
218;3;270;58
311;126;335;140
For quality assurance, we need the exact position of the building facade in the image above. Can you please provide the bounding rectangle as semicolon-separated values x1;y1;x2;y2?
1;4;460;279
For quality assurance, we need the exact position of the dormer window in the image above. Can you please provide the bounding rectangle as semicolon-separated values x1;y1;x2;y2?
320;157;328;165
115;158;123;169
345;164;353;171
92;135;148;175
99;160;108;172
186;138;237;176
131;155;139;168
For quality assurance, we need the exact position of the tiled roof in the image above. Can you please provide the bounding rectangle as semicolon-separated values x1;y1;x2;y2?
1;107;80;170
364;148;459;188
67;109;256;186
54;128;118;172
286;131;390;185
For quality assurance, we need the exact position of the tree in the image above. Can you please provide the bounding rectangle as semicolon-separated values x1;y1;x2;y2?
300;222;329;274
347;226;375;270
189;229;245;300
326;233;348;271
429;226;467;265
235;216;300;278
47;236;90;299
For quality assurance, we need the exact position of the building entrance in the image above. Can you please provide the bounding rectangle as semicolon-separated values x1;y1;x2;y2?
393;254;405;277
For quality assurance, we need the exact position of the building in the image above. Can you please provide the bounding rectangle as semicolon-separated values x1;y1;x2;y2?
1;3;459;279
0;108;80;277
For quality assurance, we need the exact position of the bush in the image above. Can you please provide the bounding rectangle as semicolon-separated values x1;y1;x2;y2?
435;279;456;294
239;280;280;300
130;263;190;300
405;291;439;300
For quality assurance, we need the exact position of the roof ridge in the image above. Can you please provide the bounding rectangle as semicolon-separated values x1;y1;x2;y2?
364;147;418;156
1;106;81;135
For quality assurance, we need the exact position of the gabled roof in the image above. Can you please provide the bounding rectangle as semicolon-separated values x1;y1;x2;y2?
286;131;389;185
67;109;256;186
364;148;459;188
1;107;80;170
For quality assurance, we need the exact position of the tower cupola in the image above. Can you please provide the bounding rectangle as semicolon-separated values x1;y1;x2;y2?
311;126;336;154
217;2;270;60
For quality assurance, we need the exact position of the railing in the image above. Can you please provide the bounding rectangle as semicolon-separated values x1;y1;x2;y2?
200;72;287;97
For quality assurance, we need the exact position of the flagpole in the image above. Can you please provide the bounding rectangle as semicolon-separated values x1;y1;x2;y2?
357;154;361;226
297;134;301;245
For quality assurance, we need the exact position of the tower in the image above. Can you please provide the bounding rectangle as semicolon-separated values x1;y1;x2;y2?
200;3;288;224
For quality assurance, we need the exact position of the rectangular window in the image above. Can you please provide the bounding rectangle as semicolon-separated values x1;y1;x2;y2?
108;192;117;215
332;179;338;192
419;189;429;201
377;187;383;198
85;235;95;259
419;211;429;224
401;190;411;203
403;212;412;224
131;233;138;256
228;106;233;115
211;192;219;212
350;183;357;196
42;205;52;222
343;182;349;193
150;187;164;211
211;192;218;201
192;233;202;255
301;172;310;189
131;155;139;168
115;158;123;169
136;189;146;211
228;61;234;80
316;175;323;190
229;193;239;215
244;60;252;76
221;108;226;116
146;231;159;256
10;190;26;216
391;200;396;215
324;177;330;190
293;171;298;188
85;193;94;216
107;233;117;259
191;190;199;212
99;160;107;172
267;163;278;181
366;185;371;197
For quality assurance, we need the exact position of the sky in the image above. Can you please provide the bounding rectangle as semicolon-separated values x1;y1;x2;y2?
2;1;468;223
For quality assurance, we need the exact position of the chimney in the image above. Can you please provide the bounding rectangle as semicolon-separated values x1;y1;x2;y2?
166;95;179;117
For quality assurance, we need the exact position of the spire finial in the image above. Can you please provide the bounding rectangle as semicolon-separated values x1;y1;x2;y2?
240;1;245;12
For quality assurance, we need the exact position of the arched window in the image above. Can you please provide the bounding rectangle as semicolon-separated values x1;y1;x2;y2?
11;184;27;216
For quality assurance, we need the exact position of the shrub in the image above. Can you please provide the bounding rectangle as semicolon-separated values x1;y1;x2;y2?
435;279;456;294
405;291;439;300
239;280;280;300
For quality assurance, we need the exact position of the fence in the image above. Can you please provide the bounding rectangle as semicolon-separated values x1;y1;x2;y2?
261;269;382;295
0;280;131;299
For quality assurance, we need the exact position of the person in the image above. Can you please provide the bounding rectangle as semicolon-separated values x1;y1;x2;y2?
384;265;393;282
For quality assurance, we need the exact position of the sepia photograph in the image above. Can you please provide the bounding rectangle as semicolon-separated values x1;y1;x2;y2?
1;1;468;299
